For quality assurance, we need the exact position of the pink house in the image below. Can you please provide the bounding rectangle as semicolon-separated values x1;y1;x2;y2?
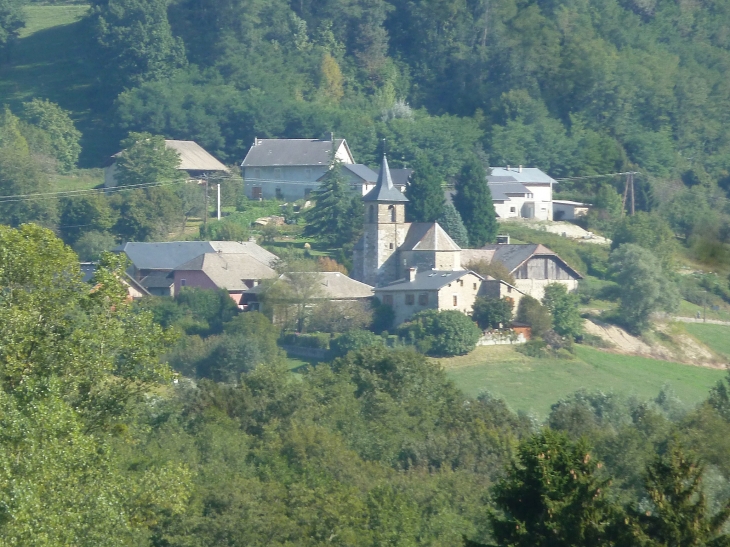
172;252;277;305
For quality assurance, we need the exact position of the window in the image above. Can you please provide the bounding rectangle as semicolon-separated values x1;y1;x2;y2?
383;294;393;306
275;188;283;199
252;187;262;199
304;168;312;179
304;188;312;198
253;168;261;180
274;168;282;180
510;206;516;213
507;286;512;293
459;279;464;287
405;294;415;305
418;293;428;306
369;205;375;223
389;243;394;249
389;205;396;222
473;283;477;290
453;295;458;306
180;279;187;287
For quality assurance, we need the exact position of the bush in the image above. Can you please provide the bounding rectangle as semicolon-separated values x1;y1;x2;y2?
398;310;482;357
472;296;514;329
516;295;553;337
280;332;331;349
329;330;383;359
371;298;395;333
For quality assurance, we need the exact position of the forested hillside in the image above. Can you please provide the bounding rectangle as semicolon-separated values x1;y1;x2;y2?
3;0;730;187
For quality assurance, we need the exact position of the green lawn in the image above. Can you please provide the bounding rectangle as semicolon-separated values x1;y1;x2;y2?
677;299;730;322
684;323;730;360
441;345;726;418
51;168;104;192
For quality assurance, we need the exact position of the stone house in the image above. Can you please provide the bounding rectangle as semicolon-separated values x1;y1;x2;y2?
241;136;356;200
104;140;229;188
374;268;524;326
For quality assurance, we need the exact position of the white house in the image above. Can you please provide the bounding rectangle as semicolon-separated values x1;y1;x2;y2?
241;136;355;201
104;140;229;188
553;200;591;220
487;166;557;220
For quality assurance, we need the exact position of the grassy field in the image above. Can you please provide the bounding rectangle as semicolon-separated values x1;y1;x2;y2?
0;4;119;165
51;168;104;193
440;345;726;418
684;323;730;360
20;5;89;37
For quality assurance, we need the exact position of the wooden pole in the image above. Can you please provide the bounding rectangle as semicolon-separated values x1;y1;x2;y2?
630;172;635;215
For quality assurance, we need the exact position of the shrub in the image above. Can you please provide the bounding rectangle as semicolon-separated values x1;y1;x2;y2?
472;296;514;329
280;332;331;349
398;309;482;357
329;330;383;359
516;295;553;337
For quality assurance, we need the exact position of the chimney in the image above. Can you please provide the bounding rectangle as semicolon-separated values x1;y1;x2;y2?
330;132;335;142
518;165;523;173
506;165;510;171
408;267;418;282
253;137;258;146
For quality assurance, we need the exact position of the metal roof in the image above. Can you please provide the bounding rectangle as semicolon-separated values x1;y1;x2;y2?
164;140;229;172
363;155;409;202
390;168;413;187
174;253;277;290
343;163;378;182
400;222;461;251
488;167;557;184
241;138;353;167
375;270;481;292
116;241;278;271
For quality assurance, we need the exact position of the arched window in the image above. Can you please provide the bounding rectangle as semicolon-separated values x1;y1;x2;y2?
389;205;396;222
369;205;375;223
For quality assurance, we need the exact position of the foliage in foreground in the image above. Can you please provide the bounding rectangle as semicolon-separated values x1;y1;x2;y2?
398;309;483;356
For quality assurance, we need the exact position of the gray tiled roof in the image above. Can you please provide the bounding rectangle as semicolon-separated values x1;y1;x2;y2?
390;168;413;187
174;253;277;290
140;271;174;289
476;243;583;278
343;163;378;182
246;272;373;299
400;222;461;251
363;155;409;202
164;140;229;172
116;241;278;271
375;270;481;292
488;167;557;184
241;138;350;167
488;181;532;201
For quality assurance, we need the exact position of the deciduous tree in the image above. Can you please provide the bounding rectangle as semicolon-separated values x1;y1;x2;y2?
542;283;583;339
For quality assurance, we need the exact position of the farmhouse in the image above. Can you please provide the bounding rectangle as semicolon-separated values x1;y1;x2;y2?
462;244;582;300
104;140;229;187
115;241;278;301
241;135;356;200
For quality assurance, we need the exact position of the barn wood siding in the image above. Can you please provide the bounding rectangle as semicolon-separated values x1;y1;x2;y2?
515;257;574;280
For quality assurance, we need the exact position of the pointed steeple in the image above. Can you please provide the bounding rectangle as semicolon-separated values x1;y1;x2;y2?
363;154;409;202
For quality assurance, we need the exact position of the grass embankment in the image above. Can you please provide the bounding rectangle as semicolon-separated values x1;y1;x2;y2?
440;345;725;418
684;323;730;360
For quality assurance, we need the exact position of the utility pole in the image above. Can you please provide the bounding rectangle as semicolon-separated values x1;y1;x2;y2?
621;173;629;215
203;175;209;233
629;171;636;216
217;183;221;220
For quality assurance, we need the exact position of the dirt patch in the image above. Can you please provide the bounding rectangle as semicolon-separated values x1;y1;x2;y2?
583;319;725;369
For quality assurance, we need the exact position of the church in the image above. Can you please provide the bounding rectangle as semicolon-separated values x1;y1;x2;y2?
352;155;462;287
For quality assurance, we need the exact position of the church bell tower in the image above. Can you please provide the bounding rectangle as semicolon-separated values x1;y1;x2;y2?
355;154;409;287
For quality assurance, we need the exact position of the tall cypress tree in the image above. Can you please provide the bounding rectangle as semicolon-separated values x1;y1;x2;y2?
304;159;353;246
406;154;444;222
437;201;469;248
453;156;497;247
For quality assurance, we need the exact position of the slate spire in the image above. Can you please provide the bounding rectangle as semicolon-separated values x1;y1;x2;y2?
363;154;409;202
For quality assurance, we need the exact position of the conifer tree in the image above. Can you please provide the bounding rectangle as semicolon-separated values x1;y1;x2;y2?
480;430;628;547
453;156;497;247
634;438;730;546
304;159;354;246
406;153;444;222
438;201;469;247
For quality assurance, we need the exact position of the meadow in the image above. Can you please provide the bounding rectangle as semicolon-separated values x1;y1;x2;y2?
684;323;730;360
440;344;726;418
